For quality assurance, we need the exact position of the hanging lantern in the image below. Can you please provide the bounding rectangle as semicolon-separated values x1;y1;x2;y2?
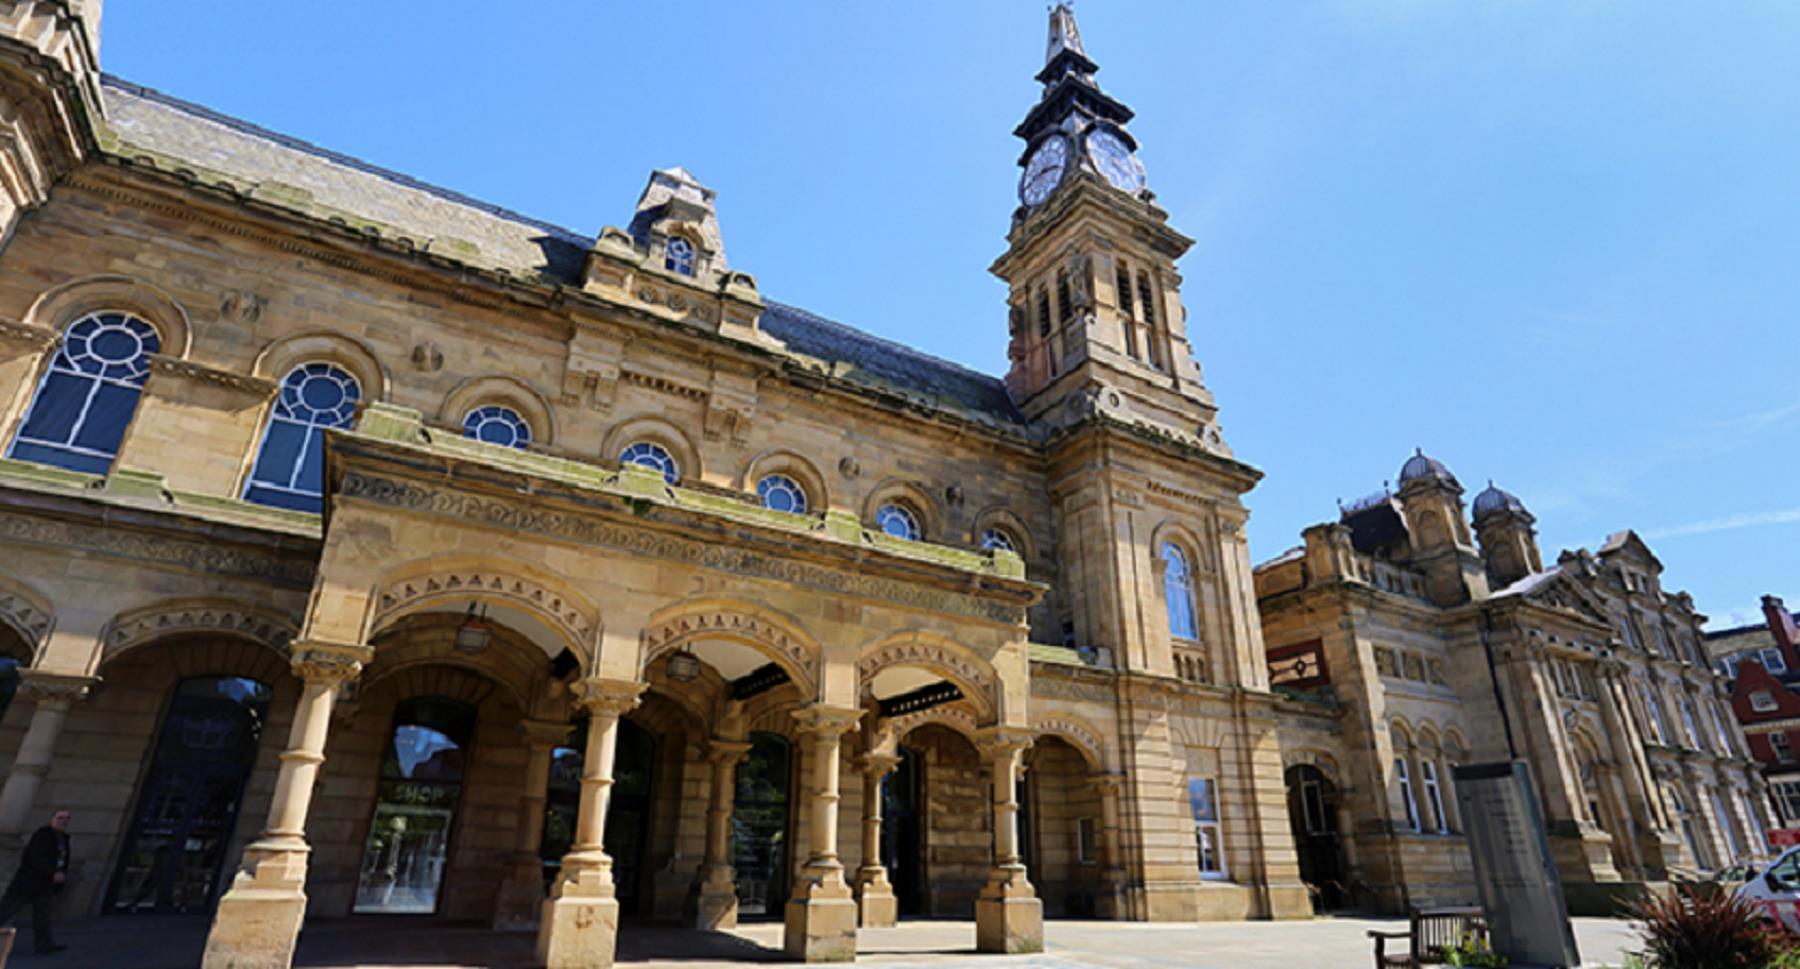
455;602;491;655
665;645;700;682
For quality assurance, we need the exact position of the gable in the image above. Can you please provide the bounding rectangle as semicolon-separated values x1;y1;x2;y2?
1510;569;1615;632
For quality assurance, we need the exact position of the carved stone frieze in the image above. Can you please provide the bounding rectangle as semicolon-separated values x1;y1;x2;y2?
1032;714;1105;766
0;590;52;648
1029;674;1115;703
338;472;1025;623
375;571;596;654
0;512;315;587
858;639;997;712
104;602;298;659
876;703;980;745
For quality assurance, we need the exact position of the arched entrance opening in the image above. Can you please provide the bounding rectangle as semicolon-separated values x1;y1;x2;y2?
354;696;477;914
888;722;988;918
106;675;274;914
731;730;793;919
880;745;922;917
1023;736;1103;918
1284;763;1348;912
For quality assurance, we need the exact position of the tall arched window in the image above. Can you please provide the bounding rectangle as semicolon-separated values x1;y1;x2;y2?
664;237;694;276
1394;757;1420;833
461;405;531;449
245;363;361;512
1161;542;1199;641
8;311;161;474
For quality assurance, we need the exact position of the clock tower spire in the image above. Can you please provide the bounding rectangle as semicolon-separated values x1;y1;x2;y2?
992;4;1225;455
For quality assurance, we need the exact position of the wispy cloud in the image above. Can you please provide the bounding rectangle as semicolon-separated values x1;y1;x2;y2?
1708;398;1800;432
1644;507;1800;540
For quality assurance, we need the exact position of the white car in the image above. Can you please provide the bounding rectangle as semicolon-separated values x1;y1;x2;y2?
1736;847;1800;931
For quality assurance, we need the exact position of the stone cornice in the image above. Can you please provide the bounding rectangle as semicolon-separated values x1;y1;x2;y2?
146;354;278;401
0;318;56;355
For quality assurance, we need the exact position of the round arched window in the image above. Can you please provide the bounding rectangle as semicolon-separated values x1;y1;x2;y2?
8;311;162;474
980;528;1018;554
620;441;679;483
756;474;808;514
875;504;921;541
461;405;531;450
244;362;362;512
664;237;695;276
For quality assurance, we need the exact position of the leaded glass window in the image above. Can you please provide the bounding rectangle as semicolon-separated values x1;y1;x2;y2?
876;504;920;541
1161;542;1199;641
620;441;679;483
461;405;531;449
756;474;807;514
244;363;361;513
8;311;161;474
980;528;1018;554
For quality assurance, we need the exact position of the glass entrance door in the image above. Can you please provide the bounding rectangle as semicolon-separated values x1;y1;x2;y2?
107;676;272;913
881;746;922;916
354;697;476;914
731;732;792;918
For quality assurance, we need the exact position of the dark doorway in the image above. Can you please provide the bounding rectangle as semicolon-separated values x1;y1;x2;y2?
731;731;792;919
538;718;656;916
881;746;922;916
1285;764;1348;911
354;696;477;914
107;676;272;914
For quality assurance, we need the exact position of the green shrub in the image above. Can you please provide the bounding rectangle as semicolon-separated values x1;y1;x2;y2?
1627;883;1784;969
1444;931;1507;967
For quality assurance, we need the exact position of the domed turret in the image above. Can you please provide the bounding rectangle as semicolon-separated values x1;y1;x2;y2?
1472;481;1530;522
1398;448;1459;488
1473;481;1542;587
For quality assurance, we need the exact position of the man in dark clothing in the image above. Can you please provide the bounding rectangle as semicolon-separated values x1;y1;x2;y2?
0;810;70;955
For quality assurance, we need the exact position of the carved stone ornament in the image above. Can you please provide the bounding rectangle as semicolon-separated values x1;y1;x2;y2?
838;456;860;480
104;602;298;660
146;356;279;400
375;571;596;657
0;512;314;587
0;591;52;649
791;703;863;737
1033;714;1105;767
875;703;981;748
411;341;445;372
643;610;815;693
290;645;369;685
974;726;1035;760
858;639;997;715
569;677;646;718
17;671;97;705
338;473;1026;624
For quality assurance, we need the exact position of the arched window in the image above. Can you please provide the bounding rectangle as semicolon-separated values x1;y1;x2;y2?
875;503;921;541
756;474;808;514
1421;760;1447;833
1394;757;1420;832
1161;542;1199;641
355;696;476;914
461;405;531;450
980;528;1018;554
664;237;694;276
245;363;361;512
619;441;679;484
8;311;161;474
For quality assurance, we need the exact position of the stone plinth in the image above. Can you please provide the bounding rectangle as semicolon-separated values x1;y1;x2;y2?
855;866;897;928
536;868;621;969
201;843;310;969
975;865;1043;954
694;863;739;929
784;875;858;962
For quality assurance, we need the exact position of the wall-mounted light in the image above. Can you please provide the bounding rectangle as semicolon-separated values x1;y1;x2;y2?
455;602;491;655
666;645;700;682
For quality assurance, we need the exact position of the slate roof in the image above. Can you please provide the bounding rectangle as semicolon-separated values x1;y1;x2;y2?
98;76;1023;429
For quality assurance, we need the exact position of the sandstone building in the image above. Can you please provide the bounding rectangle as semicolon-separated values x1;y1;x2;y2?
0;5;1309;967
1255;456;1774;913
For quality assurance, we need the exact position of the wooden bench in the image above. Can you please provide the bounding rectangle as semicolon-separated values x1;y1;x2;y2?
1368;906;1488;968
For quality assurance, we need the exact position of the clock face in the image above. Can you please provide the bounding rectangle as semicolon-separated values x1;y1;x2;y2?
1019;136;1069;206
1086;129;1146;194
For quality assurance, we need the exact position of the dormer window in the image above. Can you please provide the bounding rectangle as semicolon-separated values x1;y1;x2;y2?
664;237;695;276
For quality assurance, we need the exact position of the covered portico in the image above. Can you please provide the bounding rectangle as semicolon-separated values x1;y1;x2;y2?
198;406;1046;968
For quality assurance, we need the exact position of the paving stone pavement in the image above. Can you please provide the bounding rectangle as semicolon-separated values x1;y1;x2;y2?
20;915;1642;968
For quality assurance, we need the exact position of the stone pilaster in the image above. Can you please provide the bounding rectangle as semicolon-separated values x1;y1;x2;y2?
1090;772;1128;919
854;751;901;928
0;671;93;837
536;677;645;969
203;642;366;969
694;737;752;929
493;719;572;930
784;703;862;963
975;728;1042;954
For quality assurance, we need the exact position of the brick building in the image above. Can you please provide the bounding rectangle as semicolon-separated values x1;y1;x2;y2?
1708;597;1800;823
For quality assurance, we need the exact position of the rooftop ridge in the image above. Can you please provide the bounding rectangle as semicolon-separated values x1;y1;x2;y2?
100;73;590;245
763;299;1006;387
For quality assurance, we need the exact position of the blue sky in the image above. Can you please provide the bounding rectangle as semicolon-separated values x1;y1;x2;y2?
102;3;1797;628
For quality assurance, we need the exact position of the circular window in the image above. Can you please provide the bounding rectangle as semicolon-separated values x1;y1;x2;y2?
875;504;921;541
980;528;1018;554
756;474;808;514
278;362;361;427
620;441;679;484
462;405;532;450
61;311;160;382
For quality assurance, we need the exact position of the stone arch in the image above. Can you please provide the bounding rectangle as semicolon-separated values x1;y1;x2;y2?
251;329;390;403
857;630;998;722
1443;726;1470;757
1388;716;1415;749
970;506;1034;560
0;577;53;659
740;448;830;515
98;598;299;672
1031;712;1107;770
1281;747;1345;786
878;703;981;749
1415;721;1442;754
642;598;821;701
357;614;553;715
862;478;942;542
1148;519;1213;573
438;375;559;447
370;558;600;666
601;413;702;483
25;273;193;359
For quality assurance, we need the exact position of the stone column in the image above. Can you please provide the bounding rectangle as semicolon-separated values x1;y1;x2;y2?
536;678;645;969
203;643;366;969
975;728;1042;955
695;738;752;929
783;703;863;963
493;719;572;930
0;671;94;837
1090;772;1128;920
854;752;901;928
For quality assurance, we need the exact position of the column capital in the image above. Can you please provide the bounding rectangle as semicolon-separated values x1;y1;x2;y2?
290;640;371;685
522;718;572;751
571;677;646;718
859;751;902;777
706;738;753;765
16;670;98;705
975;726;1034;759
792;703;863;737
1088;771;1126;794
